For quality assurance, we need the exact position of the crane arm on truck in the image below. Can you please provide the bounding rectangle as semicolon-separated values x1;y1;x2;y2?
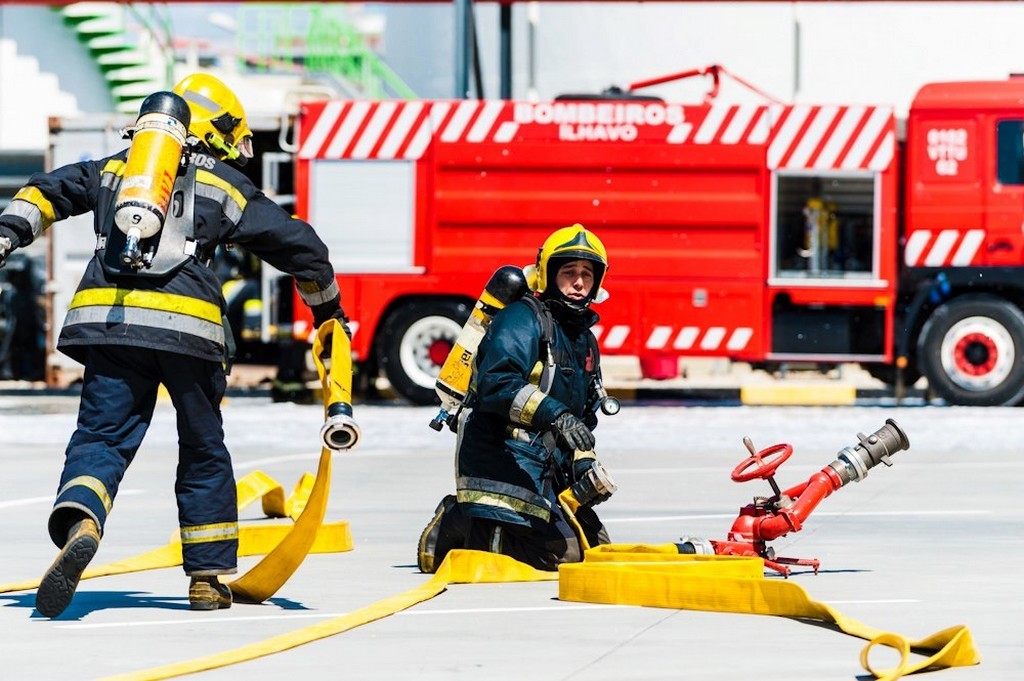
627;64;786;105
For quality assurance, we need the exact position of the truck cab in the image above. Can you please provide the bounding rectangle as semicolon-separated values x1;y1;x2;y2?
897;79;1024;405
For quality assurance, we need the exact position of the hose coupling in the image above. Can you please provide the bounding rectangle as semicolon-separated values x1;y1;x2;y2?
320;402;361;451
829;418;910;484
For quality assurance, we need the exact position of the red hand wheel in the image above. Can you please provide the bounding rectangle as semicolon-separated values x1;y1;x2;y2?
731;441;793;483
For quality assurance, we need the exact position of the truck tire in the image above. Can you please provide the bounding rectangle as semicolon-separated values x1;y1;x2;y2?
379;299;470;405
917;295;1024;406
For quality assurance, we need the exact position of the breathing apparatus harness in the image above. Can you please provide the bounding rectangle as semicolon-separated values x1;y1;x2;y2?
97;101;211;278
97;158;205;278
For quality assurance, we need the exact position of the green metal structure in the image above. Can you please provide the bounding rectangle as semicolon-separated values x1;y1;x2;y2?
59;2;168;113
237;3;416;99
57;2;415;114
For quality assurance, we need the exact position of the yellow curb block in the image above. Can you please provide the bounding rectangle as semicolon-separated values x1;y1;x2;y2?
741;383;856;406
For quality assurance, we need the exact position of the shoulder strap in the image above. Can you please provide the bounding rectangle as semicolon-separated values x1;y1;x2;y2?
521;295;556;393
587;330;600;370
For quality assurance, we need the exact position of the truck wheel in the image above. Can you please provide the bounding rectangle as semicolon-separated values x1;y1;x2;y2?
917;295;1024;406
380;299;470;405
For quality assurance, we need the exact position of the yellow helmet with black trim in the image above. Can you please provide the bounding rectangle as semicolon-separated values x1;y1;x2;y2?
172;73;254;165
526;224;609;304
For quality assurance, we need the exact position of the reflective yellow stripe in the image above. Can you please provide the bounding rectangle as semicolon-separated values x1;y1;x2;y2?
528;361;544;386
100;160;126;192
57;475;112;513
520;389;546;426
13;186;55;229
180;522;239;545
197;169;246;212
64;305;225;344
69;288;222;325
509;384;537;425
296;279;339;306
456;489;550;521
102;159;126;177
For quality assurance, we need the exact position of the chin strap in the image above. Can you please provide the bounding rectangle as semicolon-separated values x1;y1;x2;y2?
204;134;242;163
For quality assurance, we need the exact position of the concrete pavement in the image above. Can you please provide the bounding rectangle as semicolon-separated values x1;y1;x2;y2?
0;397;1015;680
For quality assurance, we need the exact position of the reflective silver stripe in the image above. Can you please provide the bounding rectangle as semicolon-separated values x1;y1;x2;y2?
296;279;339;307
64;305;225;345
196;181;243;225
489;525;502;553
1;200;43;238
457;475;551;521
182;89;221;115
180;521;239;544
456;489;551;522
57;475;113;513
510;384;548;426
100;172;122;192
510;385;538;425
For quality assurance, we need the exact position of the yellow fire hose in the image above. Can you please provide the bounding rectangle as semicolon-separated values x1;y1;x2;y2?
559;545;979;681
230;318;360;602
102;551;555;681
102;543;977;681
0;319;357;601
98;484;979;681
558;488;592;551
0;470;351;595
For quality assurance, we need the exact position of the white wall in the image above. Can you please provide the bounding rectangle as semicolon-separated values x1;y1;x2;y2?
379;2;1024;117
0;38;78;150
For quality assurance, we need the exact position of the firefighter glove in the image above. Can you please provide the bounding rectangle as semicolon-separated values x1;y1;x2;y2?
315;307;353;340
569;460;617;507
316;308;352;359
573;453;597;483
552;412;596;451
0;235;11;268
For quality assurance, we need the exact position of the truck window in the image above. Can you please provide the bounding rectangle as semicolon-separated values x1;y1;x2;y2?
308;160;416;271
996;120;1024;185
773;173;876;279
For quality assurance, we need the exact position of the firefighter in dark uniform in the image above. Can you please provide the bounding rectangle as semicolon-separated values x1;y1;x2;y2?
419;225;616;572
0;73;348;617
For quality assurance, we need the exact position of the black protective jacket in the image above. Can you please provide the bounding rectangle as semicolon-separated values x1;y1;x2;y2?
456;296;602;527
0;145;340;364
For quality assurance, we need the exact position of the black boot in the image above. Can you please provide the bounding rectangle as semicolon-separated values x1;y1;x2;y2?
188;576;233;610
417;495;468;573
36;518;101;618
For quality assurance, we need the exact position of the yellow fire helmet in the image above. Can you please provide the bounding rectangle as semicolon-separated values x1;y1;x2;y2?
525;223;609;304
172;73;254;165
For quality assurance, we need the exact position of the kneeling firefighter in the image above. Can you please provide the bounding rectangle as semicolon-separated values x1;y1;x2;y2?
419;224;617;572
0;73;350;617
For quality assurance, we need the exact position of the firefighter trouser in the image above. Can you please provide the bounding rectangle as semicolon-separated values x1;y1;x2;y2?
465;504;609;572
49;345;238;576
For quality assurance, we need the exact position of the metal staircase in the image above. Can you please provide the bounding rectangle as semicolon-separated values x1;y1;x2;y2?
59;2;167;114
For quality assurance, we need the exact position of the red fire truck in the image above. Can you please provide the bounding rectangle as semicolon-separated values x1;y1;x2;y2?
280;68;1024;407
